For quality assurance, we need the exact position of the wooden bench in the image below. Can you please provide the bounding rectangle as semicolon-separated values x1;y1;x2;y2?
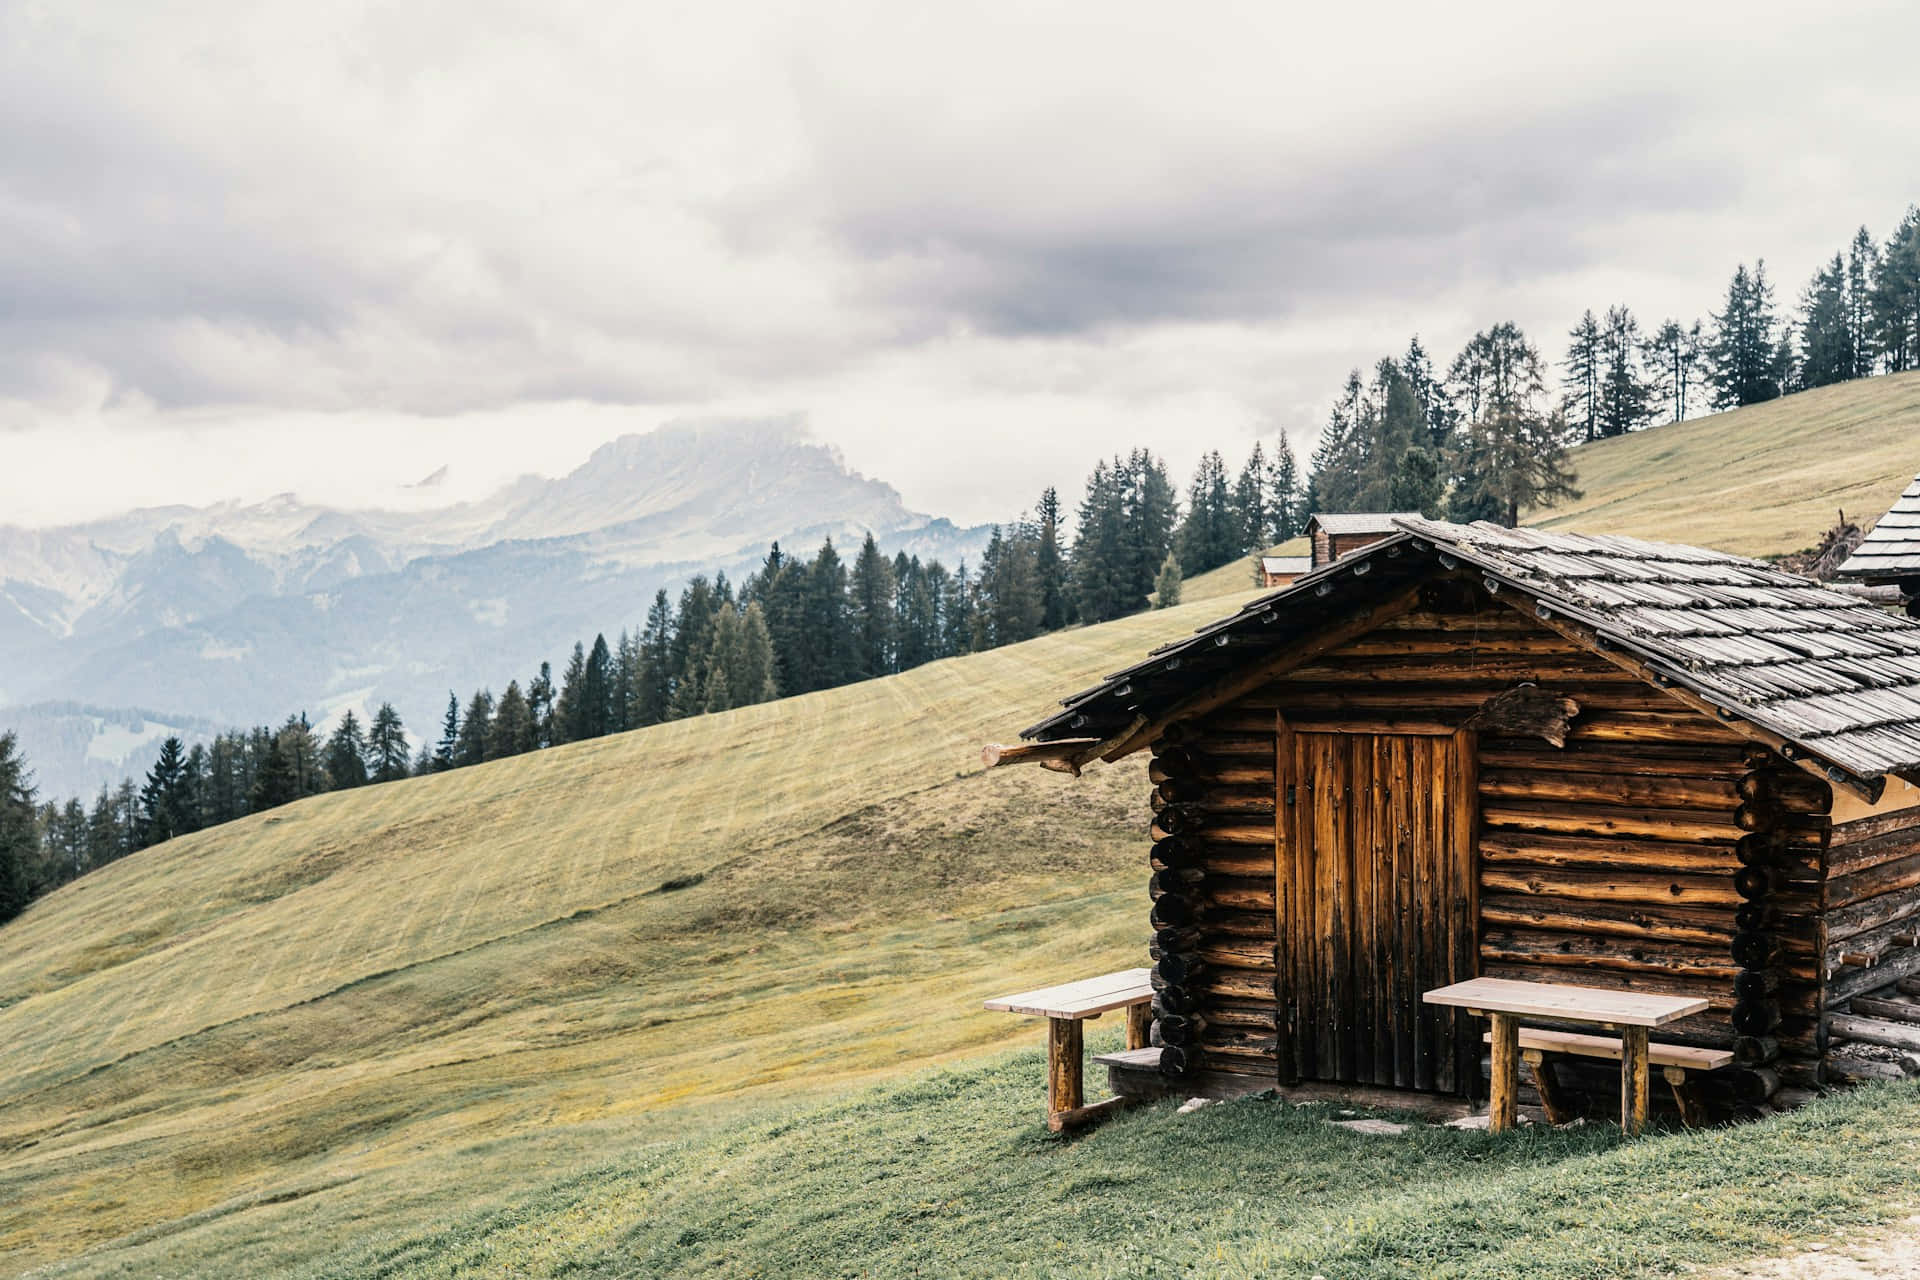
1425;977;1712;1135
984;968;1153;1131
1483;1027;1732;1129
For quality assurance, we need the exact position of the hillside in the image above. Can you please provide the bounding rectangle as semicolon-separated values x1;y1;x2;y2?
0;592;1255;1273
1532;370;1920;556
7;375;1920;1275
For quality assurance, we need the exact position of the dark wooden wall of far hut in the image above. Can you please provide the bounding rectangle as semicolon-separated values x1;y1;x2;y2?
1147;577;1821;1117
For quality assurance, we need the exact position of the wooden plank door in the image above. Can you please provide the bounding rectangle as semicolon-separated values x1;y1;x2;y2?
1277;728;1478;1093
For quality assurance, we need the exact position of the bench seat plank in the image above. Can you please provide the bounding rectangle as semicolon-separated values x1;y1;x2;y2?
984;967;1153;1019
1092;1046;1163;1069
1484;1028;1732;1071
1425;976;1706;1027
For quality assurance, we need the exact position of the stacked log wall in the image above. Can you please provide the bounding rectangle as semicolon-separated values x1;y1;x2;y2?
1146;711;1281;1085
1822;806;1920;1030
1148;578;1799;1109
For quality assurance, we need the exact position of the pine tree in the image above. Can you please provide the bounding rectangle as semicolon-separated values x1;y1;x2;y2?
1597;305;1653;436
280;715;327;797
86;787;117;870
1447;323;1582;526
1152;551;1182;609
432;693;461;769
701;608;744;714
1642;319;1703;424
804;539;854;690
553;644;588;742
1707;261;1789;407
454;689;494;766
367;703;411;782
488;681;533;759
1562;309;1603;442
204;734;246;823
1402;335;1456;448
1268;433;1302;541
1847;225;1880;378
582;634;613;738
1308;371;1367;512
325;711;370;789
0;733;37;922
1034;487;1070;631
848;533;897;679
1798;254;1852;389
527;663;555;749
1872;207;1920;373
138;736;194;844
634;591;674;726
668;579;720;715
1230;442;1268;555
942;562;976;655
55;797;88;883
113;779;141;855
250;733;300;812
1069;459;1123;623
612;629;640;733
735;601;779;705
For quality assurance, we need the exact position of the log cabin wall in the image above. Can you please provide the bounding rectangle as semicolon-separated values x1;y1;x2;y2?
1146;577;1800;1112
1823;804;1920;1024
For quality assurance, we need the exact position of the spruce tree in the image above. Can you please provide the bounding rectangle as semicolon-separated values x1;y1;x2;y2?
1597;305;1653;436
1152;551;1182;609
1308;371;1367;512
942;562;976;655
205;734;246;824
668;579;719;713
250;734;300;812
1562;310;1602;441
1798;254;1852;389
1034;487;1070;631
1847;225;1880;378
1268;433;1302;541
1120;450;1178;612
582;635;613;738
804;539;854;690
701;608;743;714
325;711;370;789
454;690;494;766
139;736;193;844
1642;319;1703;424
367;703;411;782
1707;261;1788;407
553;644;588;742
1402;334;1455;448
489;681;534;759
1871;207;1920;373
86;787;117;870
635;591;674;726
1176;451;1237;574
433;693;461;769
1069;460;1124;623
0;733;37;923
612;629;640;733
1231;442;1268;555
848;533;897;679
527;663;555;749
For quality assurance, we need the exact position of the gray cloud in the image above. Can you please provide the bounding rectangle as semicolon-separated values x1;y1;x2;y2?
0;1;1916;523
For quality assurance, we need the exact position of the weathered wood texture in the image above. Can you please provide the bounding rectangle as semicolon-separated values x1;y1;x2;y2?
1146;579;1850;1112
1823;807;1920;1007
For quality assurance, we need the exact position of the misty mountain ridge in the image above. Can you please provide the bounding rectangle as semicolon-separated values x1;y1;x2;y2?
0;418;992;797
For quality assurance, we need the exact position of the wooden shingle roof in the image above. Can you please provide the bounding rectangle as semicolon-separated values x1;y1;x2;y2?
1019;518;1920;797
1838;471;1920;583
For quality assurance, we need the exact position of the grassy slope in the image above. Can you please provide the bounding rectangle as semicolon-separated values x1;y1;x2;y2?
5;373;1920;1274
1530;369;1920;557
0;592;1258;1274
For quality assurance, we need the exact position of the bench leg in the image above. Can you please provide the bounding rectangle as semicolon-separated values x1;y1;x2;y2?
1125;1002;1152;1051
1047;1017;1084;1130
1488;1013;1519;1133
1664;1066;1706;1128
1524;1049;1572;1126
1621;1026;1651;1136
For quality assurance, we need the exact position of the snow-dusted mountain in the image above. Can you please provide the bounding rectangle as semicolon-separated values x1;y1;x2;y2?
0;419;992;798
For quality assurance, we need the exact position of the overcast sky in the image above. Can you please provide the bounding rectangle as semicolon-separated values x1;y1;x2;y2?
3;0;1917;527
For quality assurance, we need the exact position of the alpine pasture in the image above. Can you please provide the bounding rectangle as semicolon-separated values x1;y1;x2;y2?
6;378;1920;1276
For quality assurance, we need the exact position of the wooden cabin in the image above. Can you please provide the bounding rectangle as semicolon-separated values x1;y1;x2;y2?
1259;555;1311;589
1839;470;1920;618
990;518;1920;1124
1306;512;1423;569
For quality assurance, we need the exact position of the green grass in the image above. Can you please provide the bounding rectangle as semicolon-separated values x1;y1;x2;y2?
48;1040;1920;1279
1532;370;1920;557
5;374;1920;1275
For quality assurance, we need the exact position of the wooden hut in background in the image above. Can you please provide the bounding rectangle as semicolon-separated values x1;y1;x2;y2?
1840;470;1920;618
1259;555;1311;589
990;518;1920;1123
1306;512;1423;569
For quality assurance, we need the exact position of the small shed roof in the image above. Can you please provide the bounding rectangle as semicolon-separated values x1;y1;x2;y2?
1260;555;1311;575
1307;512;1424;536
1019;518;1920;797
1838;471;1920;583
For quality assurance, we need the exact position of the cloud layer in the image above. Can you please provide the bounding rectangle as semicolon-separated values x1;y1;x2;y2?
3;0;1917;524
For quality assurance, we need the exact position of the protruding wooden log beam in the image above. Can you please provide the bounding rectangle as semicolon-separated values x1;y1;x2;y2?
981;738;1099;774
1830;1013;1920;1053
1462;685;1582;747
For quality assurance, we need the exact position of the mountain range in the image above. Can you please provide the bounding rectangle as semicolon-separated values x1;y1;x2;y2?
0;419;992;798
